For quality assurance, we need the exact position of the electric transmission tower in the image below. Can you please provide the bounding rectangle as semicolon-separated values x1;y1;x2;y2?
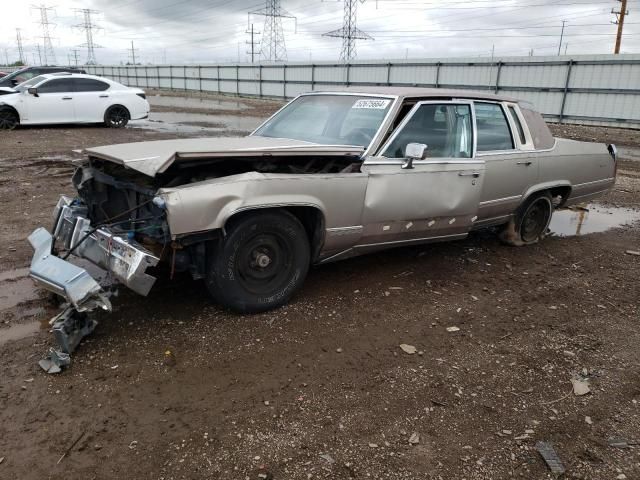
249;1;296;62
74;8;102;65
323;0;373;62
246;24;261;63
128;41;139;65
16;28;26;65
32;4;57;65
612;0;630;54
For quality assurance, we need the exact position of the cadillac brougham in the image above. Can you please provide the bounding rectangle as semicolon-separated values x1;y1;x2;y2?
28;87;617;352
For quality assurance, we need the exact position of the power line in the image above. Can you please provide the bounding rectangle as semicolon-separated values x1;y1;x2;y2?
250;0;296;62
558;20;568;55
74;8;102;65
323;0;373;62
612;0;630;53
32;4;57;65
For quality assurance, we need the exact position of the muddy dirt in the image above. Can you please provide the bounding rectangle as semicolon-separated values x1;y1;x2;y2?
0;93;639;480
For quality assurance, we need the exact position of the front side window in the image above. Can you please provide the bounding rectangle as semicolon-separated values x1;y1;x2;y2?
475;103;514;151
382;103;473;159
37;79;74;94
253;95;393;148
14;75;48;92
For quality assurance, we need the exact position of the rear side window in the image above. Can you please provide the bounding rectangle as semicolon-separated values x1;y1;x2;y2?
475;103;514;151
508;105;527;145
38;78;74;93
74;78;110;92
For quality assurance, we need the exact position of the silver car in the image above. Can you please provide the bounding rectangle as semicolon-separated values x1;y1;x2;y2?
29;88;616;351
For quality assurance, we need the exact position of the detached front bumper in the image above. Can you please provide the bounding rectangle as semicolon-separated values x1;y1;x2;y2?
28;196;160;312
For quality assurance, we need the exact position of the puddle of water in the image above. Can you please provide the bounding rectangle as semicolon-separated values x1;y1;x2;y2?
0;277;41;310
130;111;265;134
549;203;640;236
0;321;42;345
149;95;251;111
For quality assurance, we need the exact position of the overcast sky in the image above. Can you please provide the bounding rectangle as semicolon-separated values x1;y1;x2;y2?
2;0;639;65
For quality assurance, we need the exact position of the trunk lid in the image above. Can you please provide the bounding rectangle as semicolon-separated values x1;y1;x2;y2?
84;136;365;177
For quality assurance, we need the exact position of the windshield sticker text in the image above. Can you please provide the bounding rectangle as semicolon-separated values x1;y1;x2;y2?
352;99;391;110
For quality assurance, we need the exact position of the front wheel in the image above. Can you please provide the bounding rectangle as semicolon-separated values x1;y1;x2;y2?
104;105;129;128
0;107;19;130
500;192;553;246
206;211;310;313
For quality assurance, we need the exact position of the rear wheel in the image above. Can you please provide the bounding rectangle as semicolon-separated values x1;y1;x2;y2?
206;211;310;313
500;192;553;246
104;105;129;128
0;107;19;130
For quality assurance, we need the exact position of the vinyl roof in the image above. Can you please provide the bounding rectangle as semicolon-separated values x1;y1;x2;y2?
307;86;519;103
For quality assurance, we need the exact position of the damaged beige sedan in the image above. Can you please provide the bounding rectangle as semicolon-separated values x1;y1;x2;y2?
29;87;617;354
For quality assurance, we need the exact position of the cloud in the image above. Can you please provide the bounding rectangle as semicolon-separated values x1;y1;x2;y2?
2;0;638;65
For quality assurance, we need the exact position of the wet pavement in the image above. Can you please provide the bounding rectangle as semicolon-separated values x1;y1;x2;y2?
129;111;264;134
148;94;251;111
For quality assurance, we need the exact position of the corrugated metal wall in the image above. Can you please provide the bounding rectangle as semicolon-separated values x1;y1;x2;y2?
86;54;640;128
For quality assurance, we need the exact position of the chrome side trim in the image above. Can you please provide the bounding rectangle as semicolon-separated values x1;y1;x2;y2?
355;232;467;249
479;194;522;206
326;226;363;236
476;138;558;156
572;177;615;188
364;158;484;166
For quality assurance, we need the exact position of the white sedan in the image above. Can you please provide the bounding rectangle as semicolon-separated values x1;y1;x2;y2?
0;73;150;130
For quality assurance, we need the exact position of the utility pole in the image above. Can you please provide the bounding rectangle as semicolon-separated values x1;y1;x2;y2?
3;49;9;67
323;0;373;62
71;48;80;67
32;4;57;65
249;1;296;62
246;23;261;63
35;44;42;65
128;40;138;65
74;8;102;65
612;0;629;54
557;20;567;56
16;28;26;65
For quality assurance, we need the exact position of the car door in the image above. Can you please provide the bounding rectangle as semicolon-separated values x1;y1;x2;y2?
72;78;111;123
24;78;76;124
474;101;538;224
359;100;485;248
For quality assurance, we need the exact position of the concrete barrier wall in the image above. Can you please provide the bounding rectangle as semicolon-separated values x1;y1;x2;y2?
86;54;640;128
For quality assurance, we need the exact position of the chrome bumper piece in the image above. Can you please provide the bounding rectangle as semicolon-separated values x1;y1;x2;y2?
29;196;160;312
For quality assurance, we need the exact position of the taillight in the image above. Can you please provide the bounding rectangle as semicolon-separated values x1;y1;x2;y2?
136;93;146;100
608;144;618;176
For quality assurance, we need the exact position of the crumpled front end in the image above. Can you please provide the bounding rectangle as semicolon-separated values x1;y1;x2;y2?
29;195;160;313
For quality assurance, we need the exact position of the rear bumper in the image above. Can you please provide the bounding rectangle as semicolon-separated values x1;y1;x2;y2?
28;195;160;312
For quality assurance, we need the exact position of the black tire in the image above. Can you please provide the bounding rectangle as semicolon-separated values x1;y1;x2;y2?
0;107;19;130
104;105;130;128
206;211;310;313
500;192;553;246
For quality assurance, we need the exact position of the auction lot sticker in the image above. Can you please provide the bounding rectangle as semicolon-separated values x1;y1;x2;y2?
352;99;391;109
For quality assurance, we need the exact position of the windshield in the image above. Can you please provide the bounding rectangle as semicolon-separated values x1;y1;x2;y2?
253;94;394;147
14;75;47;92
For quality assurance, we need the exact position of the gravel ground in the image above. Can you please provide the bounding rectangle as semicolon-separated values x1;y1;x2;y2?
0;92;639;480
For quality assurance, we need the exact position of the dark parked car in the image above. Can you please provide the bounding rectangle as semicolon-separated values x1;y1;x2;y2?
0;66;86;88
0;71;8;78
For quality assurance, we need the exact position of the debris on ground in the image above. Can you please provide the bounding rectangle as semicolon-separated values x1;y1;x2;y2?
409;432;420;445
625;250;640;256
585;416;593;425
399;344;417;354
446;326;460;332
571;378;591;396
536;441;566;476
319;453;335;464
38;349;70;374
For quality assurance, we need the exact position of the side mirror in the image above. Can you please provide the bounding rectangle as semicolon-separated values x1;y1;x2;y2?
28;87;39;97
402;143;428;170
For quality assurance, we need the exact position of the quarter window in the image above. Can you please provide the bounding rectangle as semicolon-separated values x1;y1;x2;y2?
383;103;473;159
74;78;110;92
508;105;527;145
37;79;74;94
475;103;514;151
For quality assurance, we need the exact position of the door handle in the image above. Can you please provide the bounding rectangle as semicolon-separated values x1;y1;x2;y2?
458;172;481;178
517;161;532;166
99;95;109;98
62;97;73;100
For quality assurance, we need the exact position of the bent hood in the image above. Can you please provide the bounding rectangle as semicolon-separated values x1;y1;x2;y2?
84;136;365;177
0;87;17;96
